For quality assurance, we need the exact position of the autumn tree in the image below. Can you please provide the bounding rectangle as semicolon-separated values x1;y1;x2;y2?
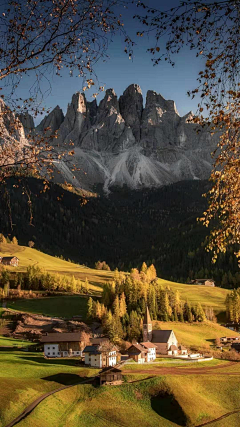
136;0;240;263
0;234;6;244
87;297;94;319
0;0;133;184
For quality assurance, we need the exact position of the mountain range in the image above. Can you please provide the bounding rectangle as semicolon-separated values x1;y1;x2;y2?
3;84;219;191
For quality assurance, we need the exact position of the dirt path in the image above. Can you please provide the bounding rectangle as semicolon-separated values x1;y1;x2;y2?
195;408;240;426
122;362;239;376
4;377;94;427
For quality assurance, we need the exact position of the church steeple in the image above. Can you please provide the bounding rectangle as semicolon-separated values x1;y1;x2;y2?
143;306;152;342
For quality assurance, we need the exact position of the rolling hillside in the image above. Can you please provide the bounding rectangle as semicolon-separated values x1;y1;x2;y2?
0;243;113;291
0;243;231;318
1;177;239;288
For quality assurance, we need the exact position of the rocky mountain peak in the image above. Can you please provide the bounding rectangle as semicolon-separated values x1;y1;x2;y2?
146;90;179;115
119;84;143;141
15;84;218;191
36;105;64;137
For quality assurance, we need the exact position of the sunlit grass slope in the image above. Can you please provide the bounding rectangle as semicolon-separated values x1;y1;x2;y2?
14;374;240;427
158;278;229;317
0;350;98;427
0;243;114;290
0;243;231;319
154;320;239;349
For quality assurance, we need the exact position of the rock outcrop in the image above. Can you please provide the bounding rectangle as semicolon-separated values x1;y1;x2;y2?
17;111;35;135
36;105;64;138
21;84;219;191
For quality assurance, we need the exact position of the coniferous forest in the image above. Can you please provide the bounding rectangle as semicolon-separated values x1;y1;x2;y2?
87;264;208;344
0;177;239;288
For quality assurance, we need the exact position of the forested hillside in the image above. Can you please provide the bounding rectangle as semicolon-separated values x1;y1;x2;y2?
0;177;239;287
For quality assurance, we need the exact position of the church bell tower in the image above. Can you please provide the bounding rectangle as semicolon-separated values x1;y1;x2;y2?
143;306;152;342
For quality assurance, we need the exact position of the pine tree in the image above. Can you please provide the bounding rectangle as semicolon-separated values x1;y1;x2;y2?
0;234;6;244
195;303;206;322
87;297;94;319
141;262;148;274
95;300;102;319
113;295;120;317
147;264;157;282
11;236;18;245
84;278;89;293
119;292;127;317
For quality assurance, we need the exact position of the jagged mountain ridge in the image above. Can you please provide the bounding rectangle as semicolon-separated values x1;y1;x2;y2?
19;84;218;191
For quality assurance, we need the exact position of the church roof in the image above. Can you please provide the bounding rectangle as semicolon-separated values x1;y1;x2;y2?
143;306;152;324
151;330;173;343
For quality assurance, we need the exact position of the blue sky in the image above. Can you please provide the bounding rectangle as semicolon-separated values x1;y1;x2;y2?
5;0;205;124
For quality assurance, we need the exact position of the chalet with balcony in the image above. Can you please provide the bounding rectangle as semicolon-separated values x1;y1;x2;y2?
41;332;85;358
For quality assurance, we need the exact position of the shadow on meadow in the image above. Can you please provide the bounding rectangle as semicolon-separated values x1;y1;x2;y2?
42;373;89;385
151;392;188;426
19;355;83;366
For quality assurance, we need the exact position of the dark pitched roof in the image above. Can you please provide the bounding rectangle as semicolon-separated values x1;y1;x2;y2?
152;330;173;343
40;332;82;343
83;342;117;354
1;256;19;261
140;342;158;349
128;343;147;354
143;306;152;325
83;345;101;354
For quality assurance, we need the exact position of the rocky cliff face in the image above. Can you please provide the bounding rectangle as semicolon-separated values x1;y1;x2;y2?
18;84;218;191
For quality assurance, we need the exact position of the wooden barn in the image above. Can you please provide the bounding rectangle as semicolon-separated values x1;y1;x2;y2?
99;367;122;385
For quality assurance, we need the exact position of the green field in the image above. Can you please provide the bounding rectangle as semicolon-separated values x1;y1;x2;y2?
0;335;32;347
7;295;90;319
11;374;240;427
158;278;229;319
153;320;239;349
0;243;231;319
0;345;99;427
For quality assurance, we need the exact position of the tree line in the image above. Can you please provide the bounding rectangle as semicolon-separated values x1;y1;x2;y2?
87;263;209;343
1;178;239;290
226;289;240;323
0;265;91;296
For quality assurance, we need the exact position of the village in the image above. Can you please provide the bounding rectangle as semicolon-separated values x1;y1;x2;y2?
38;307;212;384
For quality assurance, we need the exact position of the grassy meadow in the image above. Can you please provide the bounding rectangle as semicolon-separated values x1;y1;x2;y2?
0;243;114;291
11;373;240;427
153;320;240;349
0;343;99;427
158;278;229;319
0;243;231;317
7;295;89;319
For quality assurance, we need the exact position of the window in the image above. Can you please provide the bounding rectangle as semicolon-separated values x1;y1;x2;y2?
48;352;50;355
53;352;55;355
48;347;50;350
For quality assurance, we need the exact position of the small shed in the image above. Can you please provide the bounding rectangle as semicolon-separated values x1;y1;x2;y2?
1;256;19;267
99;367;122;386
